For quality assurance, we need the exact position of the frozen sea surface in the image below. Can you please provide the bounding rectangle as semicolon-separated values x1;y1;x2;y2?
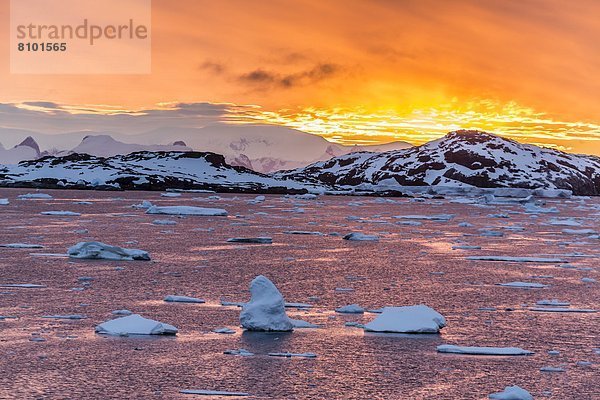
0;189;598;399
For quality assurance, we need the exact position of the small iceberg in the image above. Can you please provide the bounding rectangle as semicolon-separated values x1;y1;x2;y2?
364;305;446;334
213;327;236;334
146;206;227;216
343;232;379;241
240;275;293;332
488;386;533;400
164;295;205;304
335;304;365;314
68;241;150;261
0;199;8;205
437;345;533;356
227;237;272;244
132;200;153;209
95;314;178;336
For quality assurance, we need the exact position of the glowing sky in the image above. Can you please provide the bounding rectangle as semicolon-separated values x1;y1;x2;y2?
1;0;599;153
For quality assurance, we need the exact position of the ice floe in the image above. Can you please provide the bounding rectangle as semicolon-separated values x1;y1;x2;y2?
268;352;317;358
0;199;8;205
343;232;379;241
488;385;533;400
180;389;249;396
68;241;150;261
146;206;227;216
132;200;154;209
0;243;44;249
240;275;293;331
530;307;596;313
42;315;86;320
213;327;236;334
393;214;454;221
0;283;46;288
437;345;533;356
466;256;566;263
152;219;177;225
164;295;205;304
562;228;596;235
41;211;81;216
95;314;178;336
227;237;273;244
335;304;365;314
290;319;319;328
497;282;548;289
364;305;446;334
224;349;254;356
536;299;570;306
18;193;53;199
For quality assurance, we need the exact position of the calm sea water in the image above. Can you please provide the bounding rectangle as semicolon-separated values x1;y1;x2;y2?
0;189;597;399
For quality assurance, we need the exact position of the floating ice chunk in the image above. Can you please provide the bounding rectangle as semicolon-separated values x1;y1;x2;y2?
364;305;446;334
220;300;245;307
161;192;181;197
68;241;150;261
95;314;178;336
540;366;565;373
488;385;533;400
335;288;354;292
213;327;236;334
41;211;81;216
343;232;379;241
283;231;323;236
437;345;533;356
111;309;133;316
248;195;265;204
530;307;596;313
394;214;454;221
0;283;45;288
0;243;44;249
396;220;422;226
291;319;319;328
146;206;227;216
549;218;581;227
284;302;312;309
582;277;596;283
224;349;254;357
152;219;177;226
131;200;154;209
164;295;205;304
452;245;481;250
479;230;504;237
497;282;548;289
345;321;365;328
268;352;317;358
466;256;567;263
536;299;570;306
18;193;53;199
0;199;9;205
335;304;365;314
42;315;86;320
523;203;559;214
240;275;293;332
562;229;596;235
458;222;473;227
180;390;249;396
227;237;272;244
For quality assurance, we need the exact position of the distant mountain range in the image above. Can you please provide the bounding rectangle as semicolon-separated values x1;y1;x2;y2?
1;130;600;196
0;124;412;173
276;130;600;195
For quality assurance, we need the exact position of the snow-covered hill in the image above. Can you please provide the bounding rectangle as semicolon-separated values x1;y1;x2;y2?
62;135;193;157
0;151;320;194
276;130;600;195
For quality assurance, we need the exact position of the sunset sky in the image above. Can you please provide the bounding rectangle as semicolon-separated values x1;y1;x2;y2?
1;0;600;153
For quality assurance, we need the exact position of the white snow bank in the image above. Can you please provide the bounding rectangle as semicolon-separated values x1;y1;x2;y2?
364;305;446;333
437;345;533;356
95;314;178;335
343;232;379;241
164;295;205;303
146;205;227;216
240;275;293;331
488;386;533;400
68;241;150;261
